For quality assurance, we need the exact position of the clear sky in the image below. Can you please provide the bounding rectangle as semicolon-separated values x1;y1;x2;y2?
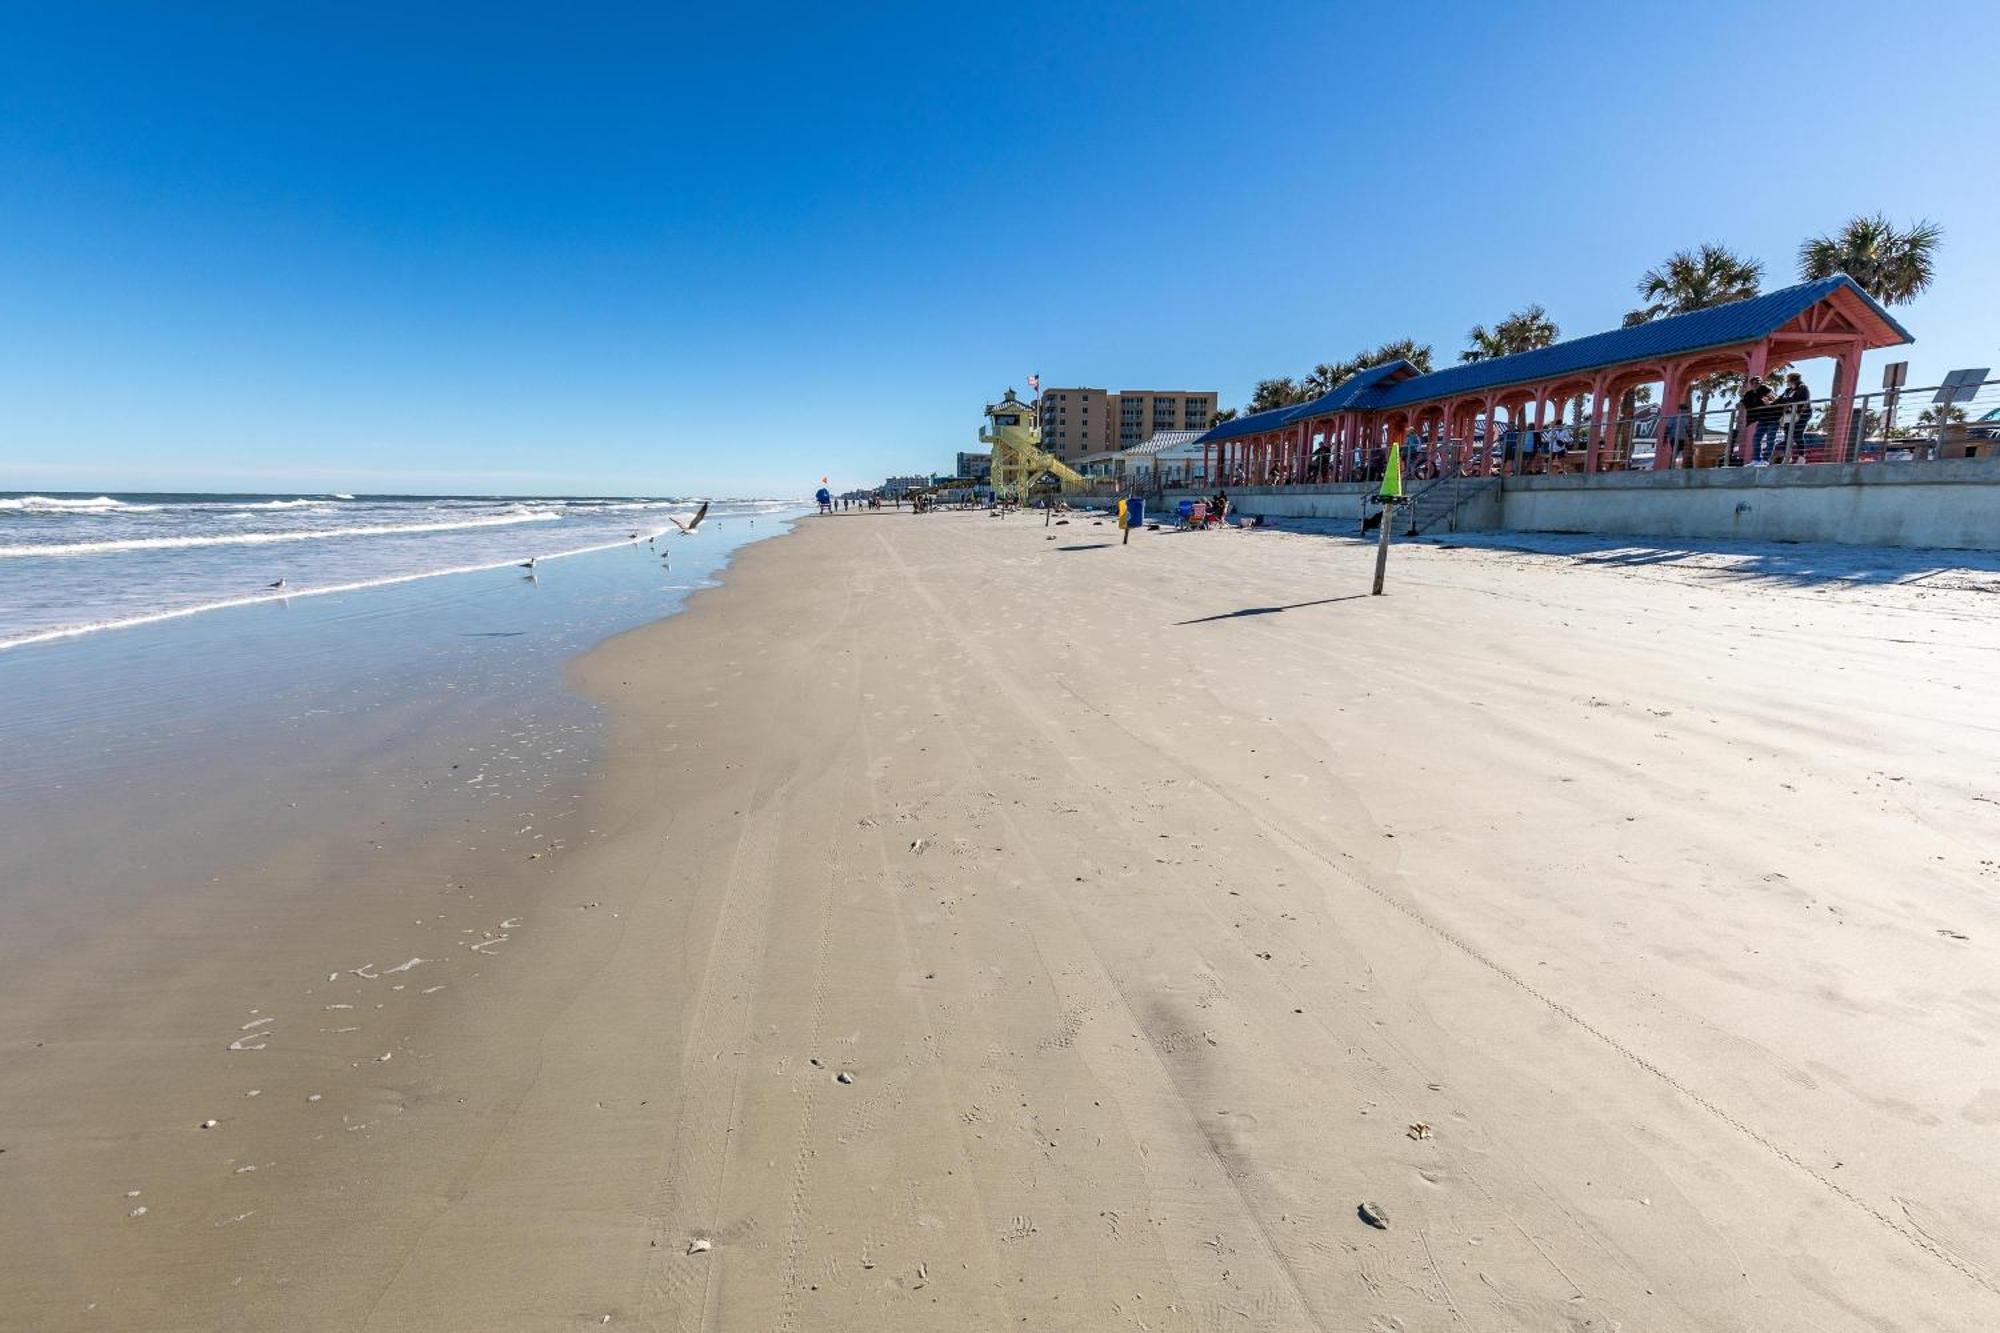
2;1;1994;497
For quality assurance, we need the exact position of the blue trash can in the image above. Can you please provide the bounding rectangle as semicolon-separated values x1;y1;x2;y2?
1124;497;1145;529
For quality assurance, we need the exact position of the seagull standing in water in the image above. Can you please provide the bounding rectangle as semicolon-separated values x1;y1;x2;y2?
268;579;287;589
518;557;537;570
663;501;710;536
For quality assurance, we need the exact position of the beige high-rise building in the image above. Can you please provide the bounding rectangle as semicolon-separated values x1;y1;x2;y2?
1037;387;1218;460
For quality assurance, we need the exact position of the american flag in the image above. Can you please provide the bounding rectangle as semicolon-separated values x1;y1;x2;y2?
1027;373;1040;392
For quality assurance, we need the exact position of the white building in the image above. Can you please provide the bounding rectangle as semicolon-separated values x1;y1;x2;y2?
1116;429;1210;487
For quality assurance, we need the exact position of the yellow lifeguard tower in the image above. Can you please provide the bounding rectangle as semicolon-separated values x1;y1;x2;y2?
981;389;1085;501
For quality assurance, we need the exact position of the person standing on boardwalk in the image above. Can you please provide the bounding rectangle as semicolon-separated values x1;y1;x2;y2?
1742;375;1778;463
1777;372;1812;462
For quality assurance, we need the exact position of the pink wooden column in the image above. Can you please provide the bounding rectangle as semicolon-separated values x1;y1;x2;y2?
1586;376;1609;473
1826;339;1863;464
1653;365;1683;470
1738;343;1768;464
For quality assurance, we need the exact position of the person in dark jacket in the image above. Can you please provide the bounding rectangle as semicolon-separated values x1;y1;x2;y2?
1741;376;1779;463
1776;372;1812;462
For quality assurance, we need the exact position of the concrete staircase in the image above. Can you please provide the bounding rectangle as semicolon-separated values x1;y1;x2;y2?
1401;473;1499;535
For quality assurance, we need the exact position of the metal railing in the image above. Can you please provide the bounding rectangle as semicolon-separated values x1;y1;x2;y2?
1486;376;2000;474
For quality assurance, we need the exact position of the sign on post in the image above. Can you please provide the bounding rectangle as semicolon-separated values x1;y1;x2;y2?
1882;361;1908;431
1935;368;1990;405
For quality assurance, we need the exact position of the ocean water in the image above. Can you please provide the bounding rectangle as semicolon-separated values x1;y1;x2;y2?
0;491;810;969
0;492;791;648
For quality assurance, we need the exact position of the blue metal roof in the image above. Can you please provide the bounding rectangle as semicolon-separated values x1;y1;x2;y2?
1364;276;1910;409
1197;403;1299;444
1195;275;1913;442
1284;360;1418;418
1197;361;1423;443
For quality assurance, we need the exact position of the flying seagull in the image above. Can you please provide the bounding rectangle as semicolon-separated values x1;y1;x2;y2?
663;501;710;536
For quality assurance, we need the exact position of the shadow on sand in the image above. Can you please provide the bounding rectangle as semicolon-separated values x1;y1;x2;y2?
1175;594;1369;625
1434;532;2000;592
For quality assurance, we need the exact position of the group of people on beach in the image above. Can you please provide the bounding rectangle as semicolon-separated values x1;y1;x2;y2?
817;491;891;514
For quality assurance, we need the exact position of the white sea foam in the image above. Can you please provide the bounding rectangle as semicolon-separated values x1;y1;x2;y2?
1;495;351;514
0;495;131;512
0;510;564;559
0;533;651;650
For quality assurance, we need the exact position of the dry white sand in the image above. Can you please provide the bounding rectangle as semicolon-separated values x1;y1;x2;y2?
4;510;1997;1330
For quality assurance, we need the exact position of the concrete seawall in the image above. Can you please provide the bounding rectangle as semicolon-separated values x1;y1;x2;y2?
1496;458;1999;550
1150;457;1999;551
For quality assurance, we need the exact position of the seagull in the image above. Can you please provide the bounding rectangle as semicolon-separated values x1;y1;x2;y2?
518;557;537;570
268;579;287;589
663;501;710;536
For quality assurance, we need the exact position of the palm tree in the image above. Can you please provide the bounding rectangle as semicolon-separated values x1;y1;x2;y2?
1247;377;1303;413
1302;362;1347;398
1798;214;1943;305
1243;338;1438;416
1366;337;1434;374
1628;245;1764;433
1631;244;1763;323
1461;305;1560;362
1461;325;1508;363
1500;305;1558;352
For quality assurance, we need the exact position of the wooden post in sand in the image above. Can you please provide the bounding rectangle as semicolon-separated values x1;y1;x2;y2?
1371;500;1396;595
1371;436;1406;597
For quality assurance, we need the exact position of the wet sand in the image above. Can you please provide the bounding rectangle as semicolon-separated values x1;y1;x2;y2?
5;510;1999;1329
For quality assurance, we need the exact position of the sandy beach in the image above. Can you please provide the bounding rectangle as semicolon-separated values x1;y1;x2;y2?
5;510;1999;1330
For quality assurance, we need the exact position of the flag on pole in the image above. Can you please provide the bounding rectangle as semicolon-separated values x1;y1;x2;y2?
1027;373;1040;393
1379;437;1404;500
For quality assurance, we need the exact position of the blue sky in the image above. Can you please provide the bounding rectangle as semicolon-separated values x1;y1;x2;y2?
2;1;1994;496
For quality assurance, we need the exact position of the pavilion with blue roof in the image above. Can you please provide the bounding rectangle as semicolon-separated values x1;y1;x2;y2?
1193;275;1912;483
